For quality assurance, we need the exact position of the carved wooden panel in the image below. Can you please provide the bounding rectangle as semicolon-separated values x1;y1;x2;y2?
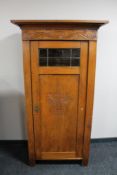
47;93;72;115
22;29;97;41
38;75;79;153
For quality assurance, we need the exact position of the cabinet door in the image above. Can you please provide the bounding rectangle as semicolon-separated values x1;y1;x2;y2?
31;41;88;160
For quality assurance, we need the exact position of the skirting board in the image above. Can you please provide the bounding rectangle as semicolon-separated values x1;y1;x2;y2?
0;138;117;145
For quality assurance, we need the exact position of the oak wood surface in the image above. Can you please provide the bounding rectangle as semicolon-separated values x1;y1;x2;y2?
22;41;35;165
38;41;81;48
31;42;41;159
11;20;108;41
22;29;97;41
83;41;97;166
40;152;82;160
11;19;108;29
11;20;107;166
31;41;81;75
39;75;79;154
37;67;80;75
76;42;88;157
31;41;88;160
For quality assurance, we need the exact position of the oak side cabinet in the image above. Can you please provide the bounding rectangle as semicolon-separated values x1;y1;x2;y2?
11;20;108;166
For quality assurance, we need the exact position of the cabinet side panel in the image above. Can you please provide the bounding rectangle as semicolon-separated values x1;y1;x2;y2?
22;41;35;165
83;41;97;165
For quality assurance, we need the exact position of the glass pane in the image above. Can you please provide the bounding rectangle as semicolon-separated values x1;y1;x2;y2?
40;49;47;57
48;49;70;58
71;58;80;66
49;57;70;66
40;57;47;66
39;48;80;66
72;49;80;57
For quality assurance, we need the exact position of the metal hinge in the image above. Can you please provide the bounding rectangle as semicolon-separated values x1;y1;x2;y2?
34;105;39;113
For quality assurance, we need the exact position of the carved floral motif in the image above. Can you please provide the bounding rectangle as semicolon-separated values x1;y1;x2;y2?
23;29;97;40
47;93;72;115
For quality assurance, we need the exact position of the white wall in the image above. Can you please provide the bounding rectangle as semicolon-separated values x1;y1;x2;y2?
0;0;117;140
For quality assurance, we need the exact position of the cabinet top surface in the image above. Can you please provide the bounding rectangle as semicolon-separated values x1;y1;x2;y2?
11;19;108;24
11;20;108;29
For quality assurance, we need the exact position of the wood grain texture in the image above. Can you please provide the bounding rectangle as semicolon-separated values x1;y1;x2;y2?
38;67;80;75
31;42;38;74
38;41;81;48
11;20;106;166
76;42;88;157
31;42;41;159
22;41;35;165
40;152;82;160
31;41;81;75
39;75;79;154
11;19;108;29
11;19;108;24
30;41;86;160
22;29;97;41
82;41;97;166
31;76;41;159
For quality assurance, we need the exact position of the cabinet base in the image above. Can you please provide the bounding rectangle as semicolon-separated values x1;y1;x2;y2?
28;158;88;167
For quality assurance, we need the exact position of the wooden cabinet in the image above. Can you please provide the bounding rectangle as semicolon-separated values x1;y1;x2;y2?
11;20;108;166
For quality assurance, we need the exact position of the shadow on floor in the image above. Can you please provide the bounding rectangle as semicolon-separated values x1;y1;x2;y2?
0;141;28;164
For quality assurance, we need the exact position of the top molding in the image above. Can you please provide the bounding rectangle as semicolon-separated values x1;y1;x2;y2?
11;20;108;41
11;20;108;29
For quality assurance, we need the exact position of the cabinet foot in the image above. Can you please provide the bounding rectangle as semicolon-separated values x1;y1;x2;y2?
82;159;88;166
28;159;36;166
